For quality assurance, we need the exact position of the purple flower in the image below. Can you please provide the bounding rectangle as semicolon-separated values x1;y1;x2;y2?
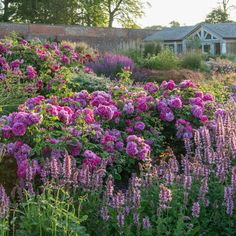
123;103;134;115
96;104;114;120
12;122;27;136
26;66;37;79
126;141;138;157
115;141;124;151
143;216;151;229
203;94;214;102
134;121;145;131
83;150;101;167
191;105;204;119
0;185;9;218
192;202;200;218
159;184;172;209
168;96;182;109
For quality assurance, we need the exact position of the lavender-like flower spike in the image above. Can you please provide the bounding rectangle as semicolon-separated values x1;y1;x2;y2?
232;167;236;190
143;216;151;229
133;212;139;225
184;175;192;190
0;185;10;218
100;207;109;221
105;175;114;199
159;184;172;209
192;202;200;218
117;213;125;227
224;186;234;216
50;156;59;179
63;152;72;183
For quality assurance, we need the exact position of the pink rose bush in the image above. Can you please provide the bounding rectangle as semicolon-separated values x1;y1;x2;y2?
0;36;97;114
0;76;217;180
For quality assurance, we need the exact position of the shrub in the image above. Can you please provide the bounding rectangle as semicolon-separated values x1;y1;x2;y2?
0;35;96;114
143;49;179;70
206;58;236;74
71;71;112;92
143;42;162;57
86;53;135;79
117;48;144;66
181;52;204;70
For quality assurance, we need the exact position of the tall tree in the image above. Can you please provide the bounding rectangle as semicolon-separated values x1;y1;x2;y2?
205;0;235;23
205;7;230;23
77;0;107;26
11;0;81;24
102;0;150;28
0;0;16;22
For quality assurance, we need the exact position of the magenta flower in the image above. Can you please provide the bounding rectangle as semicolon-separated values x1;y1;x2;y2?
168;96;182;109
26;66;37;79
191;105;204;119
134;121;145;131
12;122;27;136
126;141;139;157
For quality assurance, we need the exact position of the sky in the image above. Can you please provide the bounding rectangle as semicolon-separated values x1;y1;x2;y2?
137;0;236;27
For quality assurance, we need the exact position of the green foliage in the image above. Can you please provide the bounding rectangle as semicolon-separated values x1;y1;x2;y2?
16;185;89;236
143;42;162;58
71;71;112;92
199;74;236;103
143;49;179;70
117;48;144;66
205;7;230;23
181;53;206;71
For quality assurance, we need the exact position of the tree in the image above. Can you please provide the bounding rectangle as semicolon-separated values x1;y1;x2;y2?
0;0;16;22
205;0;235;23
205;7;230;23
102;0;150;28
77;0;108;27
169;21;180;28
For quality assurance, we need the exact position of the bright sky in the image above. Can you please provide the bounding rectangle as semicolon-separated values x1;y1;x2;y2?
138;0;236;27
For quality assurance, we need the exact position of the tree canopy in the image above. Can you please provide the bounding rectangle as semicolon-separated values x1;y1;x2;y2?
0;0;149;28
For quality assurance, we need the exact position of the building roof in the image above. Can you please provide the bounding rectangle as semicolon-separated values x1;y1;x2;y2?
145;22;236;42
204;23;236;38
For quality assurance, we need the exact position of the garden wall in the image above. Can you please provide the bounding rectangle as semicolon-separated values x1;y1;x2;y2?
0;23;157;51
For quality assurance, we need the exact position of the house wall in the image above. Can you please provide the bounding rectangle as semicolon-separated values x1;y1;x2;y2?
226;40;236;54
0;23;157;52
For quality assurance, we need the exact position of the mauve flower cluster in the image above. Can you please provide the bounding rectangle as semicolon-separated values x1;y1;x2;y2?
126;135;151;160
100;129;124;153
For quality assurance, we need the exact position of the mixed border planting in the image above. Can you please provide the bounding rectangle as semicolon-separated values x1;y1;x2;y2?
0;35;235;235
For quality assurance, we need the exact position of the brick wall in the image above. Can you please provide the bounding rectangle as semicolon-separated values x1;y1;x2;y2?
0;23;157;51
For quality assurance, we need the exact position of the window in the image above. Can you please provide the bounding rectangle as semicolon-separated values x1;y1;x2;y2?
204;44;211;53
164;44;175;52
206;33;212;39
177;44;183;53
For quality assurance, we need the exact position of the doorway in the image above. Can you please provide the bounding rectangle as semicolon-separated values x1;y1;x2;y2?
214;43;221;55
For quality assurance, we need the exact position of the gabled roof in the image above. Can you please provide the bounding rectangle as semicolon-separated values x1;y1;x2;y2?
145;22;236;42
204;23;236;38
